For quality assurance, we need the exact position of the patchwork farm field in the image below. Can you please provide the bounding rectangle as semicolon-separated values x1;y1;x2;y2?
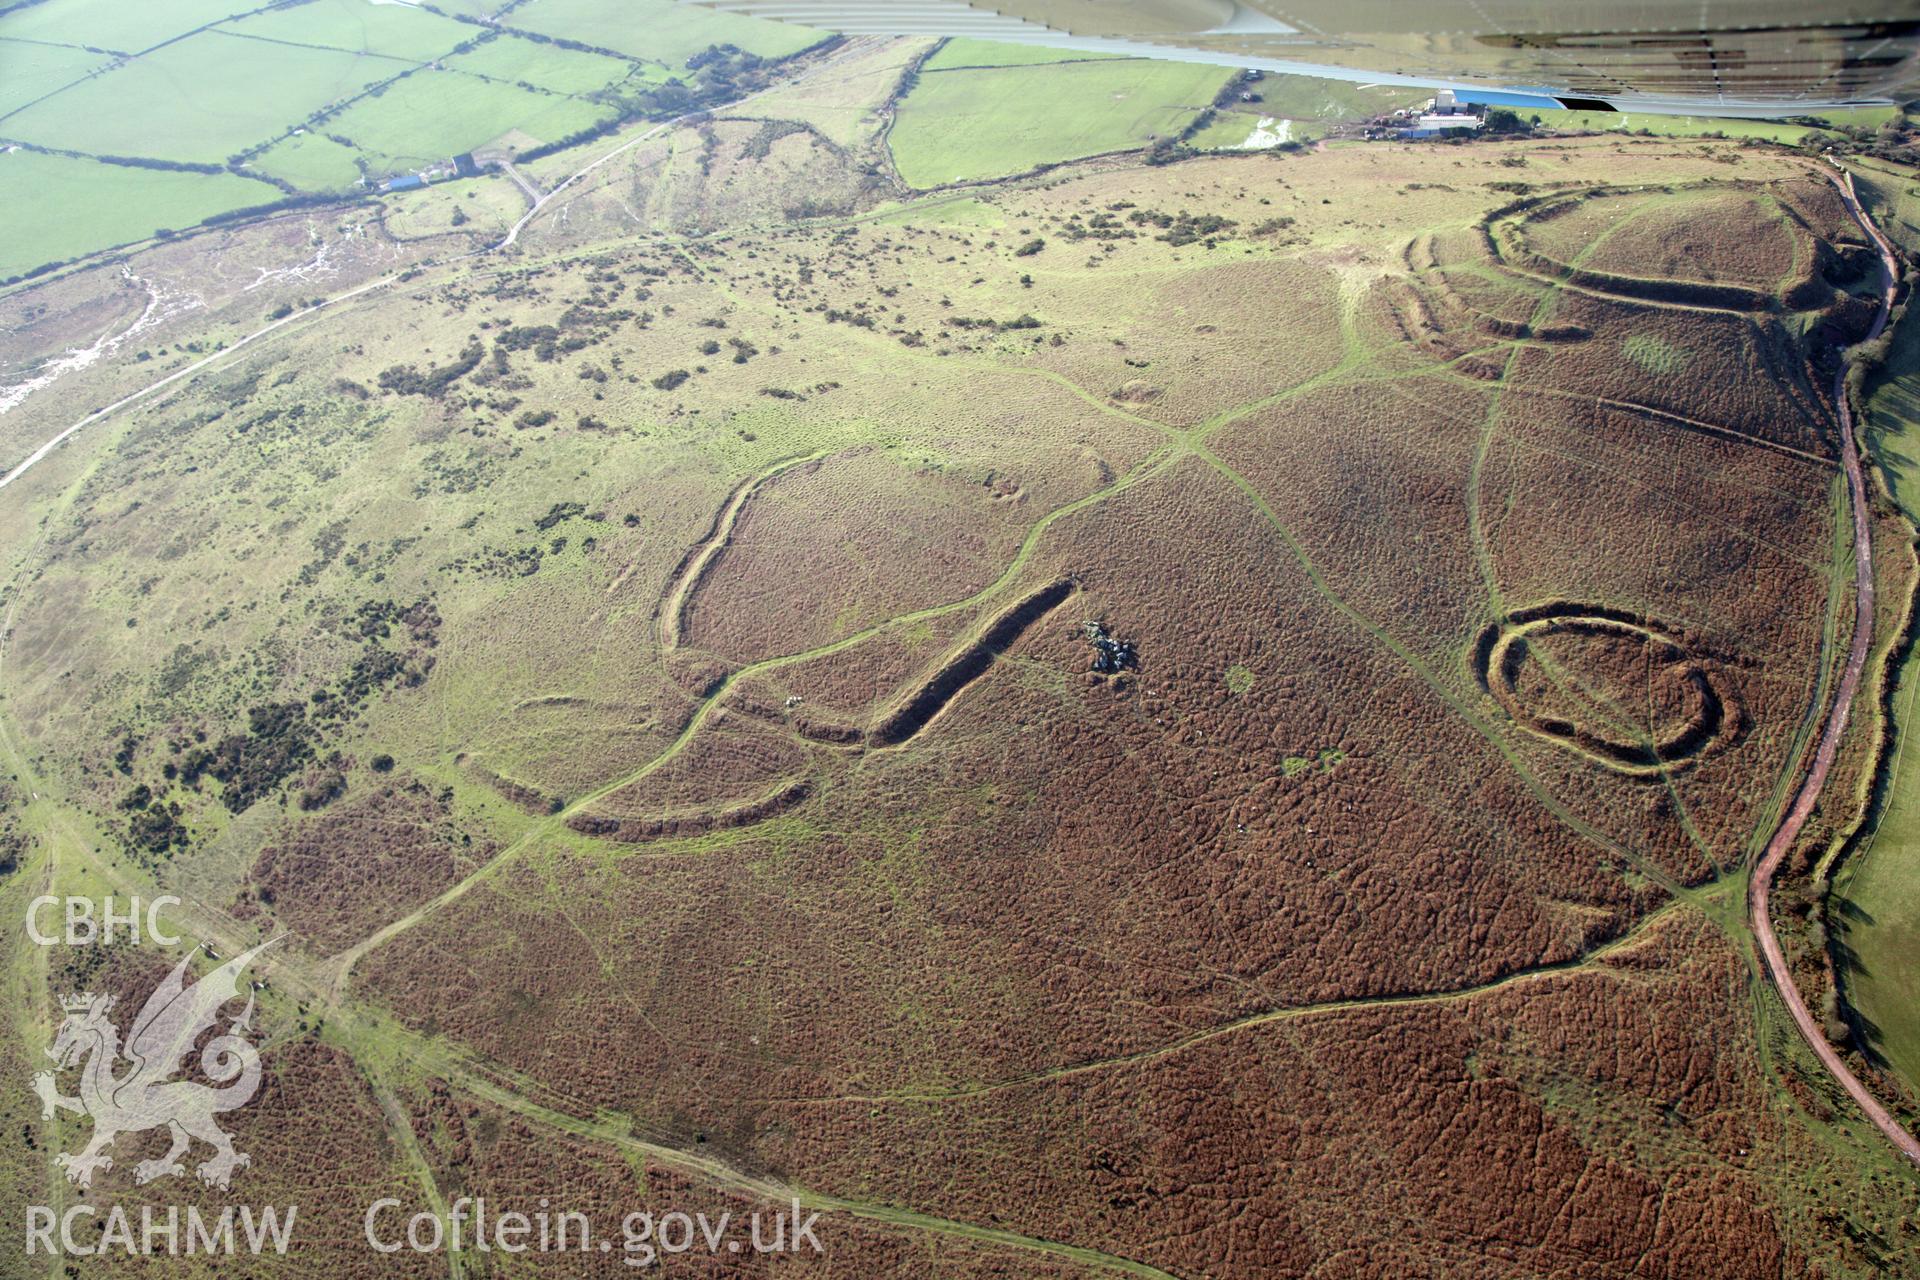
250;128;367;190
889;58;1234;186
0;147;270;277
0;0;256;52
920;36;1125;70
0;31;400;163
0;36;112;115
216;0;475;62
507;0;823;64
3;83;1919;1277
443;33;645;96
0;0;834;277
1538;105;1903;144
326;68;613;169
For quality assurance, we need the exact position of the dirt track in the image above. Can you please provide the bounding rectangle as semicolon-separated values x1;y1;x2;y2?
1747;168;1920;1168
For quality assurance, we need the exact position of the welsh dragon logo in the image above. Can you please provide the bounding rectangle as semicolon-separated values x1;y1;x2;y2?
33;941;275;1191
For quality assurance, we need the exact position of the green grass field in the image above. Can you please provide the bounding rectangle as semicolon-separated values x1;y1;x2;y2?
1852;160;1920;257
889;58;1233;187
0;37;113;116
1188;109;1324;150
507;0;820;67
445;32;644;95
330;69;613;168
1188;110;1263;149
1538;109;1815;143
249;129;366;190
2;31;399;162
1240;75;1424;122
0;0;248;54
920;37;1124;71
1840;312;1920;1098
214;0;474;63
0;148;268;276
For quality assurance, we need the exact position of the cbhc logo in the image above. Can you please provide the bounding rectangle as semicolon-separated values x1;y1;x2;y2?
26;896;183;946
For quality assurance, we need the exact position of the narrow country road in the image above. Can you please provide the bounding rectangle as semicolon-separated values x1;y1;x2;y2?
0;273;400;494
1747;167;1920;1168
499;159;543;208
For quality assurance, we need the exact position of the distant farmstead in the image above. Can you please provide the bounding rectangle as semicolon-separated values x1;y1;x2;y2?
379;152;482;194
1392;89;1484;138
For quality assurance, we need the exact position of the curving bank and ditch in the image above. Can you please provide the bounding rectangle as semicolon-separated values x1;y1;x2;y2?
1472;601;1742;777
1750;169;1920;1168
